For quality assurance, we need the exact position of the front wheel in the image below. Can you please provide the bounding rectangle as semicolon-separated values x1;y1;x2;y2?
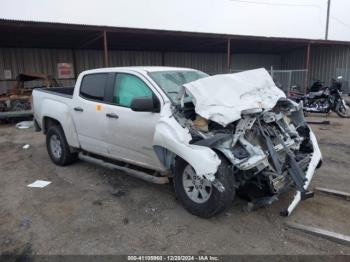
174;157;235;218
336;100;350;118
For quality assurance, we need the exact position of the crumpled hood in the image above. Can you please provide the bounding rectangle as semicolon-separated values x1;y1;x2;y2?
183;68;286;126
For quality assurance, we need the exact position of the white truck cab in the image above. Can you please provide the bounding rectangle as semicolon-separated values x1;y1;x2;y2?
32;67;321;218
34;67;204;170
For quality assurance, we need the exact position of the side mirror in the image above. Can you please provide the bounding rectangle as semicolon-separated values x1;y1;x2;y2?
130;95;160;113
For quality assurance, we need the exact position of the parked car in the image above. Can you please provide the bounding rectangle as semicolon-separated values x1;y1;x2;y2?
32;67;322;217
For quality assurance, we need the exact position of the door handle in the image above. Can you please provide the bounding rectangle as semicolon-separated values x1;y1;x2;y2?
106;113;119;119
74;107;84;112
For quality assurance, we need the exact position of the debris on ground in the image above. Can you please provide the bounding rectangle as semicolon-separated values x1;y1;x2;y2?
307;120;331;125
16;121;34;130
22;144;30;150
1;115;350;255
111;188;126;197
92;200;103;206
286;222;350;246
19;217;31;230
145;207;157;214
315;187;350;201
27;180;51;188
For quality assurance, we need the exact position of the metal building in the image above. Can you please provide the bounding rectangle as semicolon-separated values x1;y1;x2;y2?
0;19;350;94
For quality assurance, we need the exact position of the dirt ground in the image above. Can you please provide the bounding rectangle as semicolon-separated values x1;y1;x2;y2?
0;114;350;255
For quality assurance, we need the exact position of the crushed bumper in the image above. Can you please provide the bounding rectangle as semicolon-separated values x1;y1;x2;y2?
283;129;322;216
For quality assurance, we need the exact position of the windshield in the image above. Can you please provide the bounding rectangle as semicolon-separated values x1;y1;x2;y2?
148;70;208;102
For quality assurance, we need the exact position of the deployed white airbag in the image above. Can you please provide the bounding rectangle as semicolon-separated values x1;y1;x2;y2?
183;68;286;126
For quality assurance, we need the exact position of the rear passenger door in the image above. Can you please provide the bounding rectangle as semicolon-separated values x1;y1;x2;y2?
103;72;164;170
72;73;112;156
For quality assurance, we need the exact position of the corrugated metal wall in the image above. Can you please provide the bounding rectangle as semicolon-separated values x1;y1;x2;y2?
74;50;104;73
110;50;162;67
75;50;163;72
282;45;350;92
309;45;350;91
231;53;281;72
281;49;306;70
163;52;281;75
164;52;226;75
0;48;165;94
0;47;282;94
279;49;307;91
0;48;75;93
2;45;350;94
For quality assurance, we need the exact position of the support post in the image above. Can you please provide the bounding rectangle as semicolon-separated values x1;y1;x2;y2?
325;0;331;40
72;49;78;80
161;51;165;66
270;66;274;78
103;30;109;67
304;42;311;93
227;38;231;72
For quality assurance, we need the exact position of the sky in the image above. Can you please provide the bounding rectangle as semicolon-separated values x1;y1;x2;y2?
328;0;350;41
0;0;349;41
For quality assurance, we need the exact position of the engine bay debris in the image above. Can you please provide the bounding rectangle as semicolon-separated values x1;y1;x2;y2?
153;68;322;215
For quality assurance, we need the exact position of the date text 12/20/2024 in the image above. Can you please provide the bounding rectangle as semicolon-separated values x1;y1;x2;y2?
127;255;219;261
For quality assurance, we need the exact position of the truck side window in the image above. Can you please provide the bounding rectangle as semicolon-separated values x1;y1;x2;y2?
113;73;153;107
80;73;107;101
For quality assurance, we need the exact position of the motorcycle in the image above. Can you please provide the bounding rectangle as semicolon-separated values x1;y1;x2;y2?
288;76;350;118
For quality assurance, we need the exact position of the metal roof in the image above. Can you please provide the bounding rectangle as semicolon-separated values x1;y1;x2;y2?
0;19;348;54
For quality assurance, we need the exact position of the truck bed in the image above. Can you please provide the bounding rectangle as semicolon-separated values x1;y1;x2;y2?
0;87;74;120
37;87;74;98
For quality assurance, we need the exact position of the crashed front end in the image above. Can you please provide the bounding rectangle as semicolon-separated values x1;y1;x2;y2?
153;68;322;216
179;99;321;216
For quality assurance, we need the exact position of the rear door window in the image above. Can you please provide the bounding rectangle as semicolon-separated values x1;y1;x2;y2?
113;73;153;107
80;73;108;101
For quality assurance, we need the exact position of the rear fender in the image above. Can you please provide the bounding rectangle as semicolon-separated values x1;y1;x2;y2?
41;99;80;148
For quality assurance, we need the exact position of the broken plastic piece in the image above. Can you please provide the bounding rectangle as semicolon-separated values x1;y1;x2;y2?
285;130;322;216
16;121;34;129
22;144;30;149
27;180;51;188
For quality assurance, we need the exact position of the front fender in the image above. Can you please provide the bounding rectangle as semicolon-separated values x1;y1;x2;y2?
153;103;221;181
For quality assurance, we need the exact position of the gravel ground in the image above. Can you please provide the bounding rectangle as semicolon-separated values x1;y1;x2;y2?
0;114;349;255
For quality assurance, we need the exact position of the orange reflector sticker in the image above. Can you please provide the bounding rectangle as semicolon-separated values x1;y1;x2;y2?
96;104;102;111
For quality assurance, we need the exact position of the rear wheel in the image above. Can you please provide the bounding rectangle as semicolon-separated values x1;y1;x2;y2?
336;100;350;118
174;157;235;218
46;125;78;166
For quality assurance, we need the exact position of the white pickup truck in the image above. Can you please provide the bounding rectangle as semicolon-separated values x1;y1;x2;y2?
33;66;322;217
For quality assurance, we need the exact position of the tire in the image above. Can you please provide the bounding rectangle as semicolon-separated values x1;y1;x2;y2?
46;125;78;166
336;100;350;118
174;157;235;218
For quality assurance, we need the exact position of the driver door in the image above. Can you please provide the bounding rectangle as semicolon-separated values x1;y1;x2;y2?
103;73;164;170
